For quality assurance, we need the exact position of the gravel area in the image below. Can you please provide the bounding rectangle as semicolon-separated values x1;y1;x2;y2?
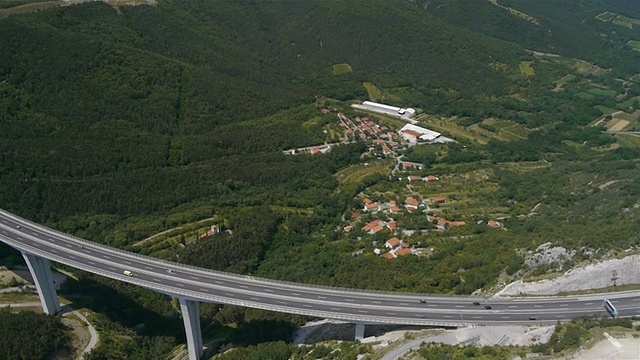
496;253;640;296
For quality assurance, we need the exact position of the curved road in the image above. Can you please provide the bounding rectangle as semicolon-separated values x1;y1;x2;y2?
1;209;639;327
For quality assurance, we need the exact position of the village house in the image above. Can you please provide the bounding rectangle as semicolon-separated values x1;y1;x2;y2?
384;252;396;260
396;248;413;257
488;220;503;229
405;197;420;212
385;237;402;249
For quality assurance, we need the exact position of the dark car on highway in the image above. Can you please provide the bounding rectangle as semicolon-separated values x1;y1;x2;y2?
484;305;493;310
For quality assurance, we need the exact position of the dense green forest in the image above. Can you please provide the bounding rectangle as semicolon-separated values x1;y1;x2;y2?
1;0;639;358
0;309;71;360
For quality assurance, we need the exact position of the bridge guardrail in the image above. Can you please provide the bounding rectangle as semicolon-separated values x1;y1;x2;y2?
1;208;472;299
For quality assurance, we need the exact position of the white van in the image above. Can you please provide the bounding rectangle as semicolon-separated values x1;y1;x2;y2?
123;270;133;277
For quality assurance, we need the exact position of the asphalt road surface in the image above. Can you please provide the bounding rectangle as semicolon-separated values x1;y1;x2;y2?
1;208;639;326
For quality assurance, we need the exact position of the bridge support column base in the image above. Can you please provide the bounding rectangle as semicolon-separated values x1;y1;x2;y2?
179;298;203;360
21;252;61;315
355;323;365;342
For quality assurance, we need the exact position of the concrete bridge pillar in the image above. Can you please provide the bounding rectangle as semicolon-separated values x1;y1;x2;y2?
179;297;203;360
355;323;365;342
21;252;61;315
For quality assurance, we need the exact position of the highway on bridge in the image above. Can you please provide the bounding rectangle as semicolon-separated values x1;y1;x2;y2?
1;208;639;326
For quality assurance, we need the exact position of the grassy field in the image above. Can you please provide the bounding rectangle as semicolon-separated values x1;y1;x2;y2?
336;161;393;189
488;0;538;25
595;105;618;115
595;11;617;22
519;61;535;76
332;63;353;76
627;40;640;52
615;134;640;148
587;87;616;98
363;82;383;102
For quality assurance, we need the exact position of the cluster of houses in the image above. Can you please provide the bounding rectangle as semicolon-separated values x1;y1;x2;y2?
332;111;400;143
374;237;413;260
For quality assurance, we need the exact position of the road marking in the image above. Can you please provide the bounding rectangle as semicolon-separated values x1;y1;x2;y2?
214;281;222;284
224;293;234;297
560;304;569;307
278;301;287;305
199;288;209;292
264;289;273;293
331;308;341;311
87;261;96;265
239;285;248;289
123;260;132;265
501;316;510;319
372;301;382;304
176;283;185;287
443;315;452;318
292;293;300;296
387;312;397;315
50;249;57;253
345;298;354;302
358;310;368;313
152;278;163;282
68;255;76;259
144;266;152;270
31;243;41;248
427;304;437;307
472;316;482;319
189;276;199;280
399;303;409;306
102;255;111;259
508;306;518;308
108;267;116;271
534;305;543;308
633;298;640;302
303;304;312;308
318;296;327;299
250;297;260;301
64;244;72;248
556;315;565;318
585;302;594;305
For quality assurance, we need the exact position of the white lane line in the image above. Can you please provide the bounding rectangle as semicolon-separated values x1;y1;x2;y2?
108;267;116;271
144;266;153;270
534;305;543;308
331;308;341;311
64;244;72;248
387;312;397;315
318;296;327;299
455;305;464;308
427;304;437;307
473;316;482;319
345;298;354;302
399;303;409;306
556;315;565;318
358;310;368;313
224;293;234;297
189;276;199;280
264;289;273;293
50;249;57;253
31;243;41;248
214;281;222;284
152;278;163;283
508;306;518;308
250;297;260;301
303;304;312;308
560;304;569;307
102;255;111;259
633;298;640;302
87;261;96;266
123;260;132;265
68;255;76;259
176;283;185;287
199;288;209;292
372;301;382;304
292;293;300;296
585;302;594;305
443;315;452;318
239;285;248;289
278;301;287;305
501;316;510;319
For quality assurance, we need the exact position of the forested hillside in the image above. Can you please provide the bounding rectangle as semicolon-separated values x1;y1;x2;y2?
1;0;639;358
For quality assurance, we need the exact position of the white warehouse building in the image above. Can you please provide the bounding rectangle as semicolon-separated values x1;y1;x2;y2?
400;124;441;142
